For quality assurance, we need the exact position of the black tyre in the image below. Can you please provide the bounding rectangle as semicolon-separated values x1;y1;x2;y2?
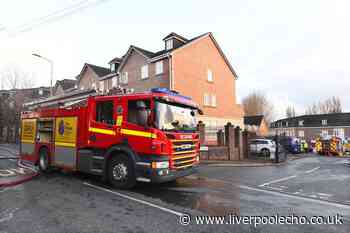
108;154;136;189
39;147;50;172
261;148;270;158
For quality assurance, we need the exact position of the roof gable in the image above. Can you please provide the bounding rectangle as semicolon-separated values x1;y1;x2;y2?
171;33;238;78
117;46;154;72
78;63;111;83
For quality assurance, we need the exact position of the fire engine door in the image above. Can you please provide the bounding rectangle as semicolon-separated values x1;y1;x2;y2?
88;100;117;148
122;99;154;155
54;117;78;168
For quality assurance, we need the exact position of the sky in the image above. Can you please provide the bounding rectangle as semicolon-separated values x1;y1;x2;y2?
0;0;349;119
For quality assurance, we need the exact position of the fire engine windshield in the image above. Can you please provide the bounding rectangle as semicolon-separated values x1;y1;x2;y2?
155;100;197;132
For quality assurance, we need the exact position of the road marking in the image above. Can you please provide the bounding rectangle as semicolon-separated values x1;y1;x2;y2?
83;182;184;217
239;185;350;209
317;193;332;197
259;175;297;187
305;167;320;174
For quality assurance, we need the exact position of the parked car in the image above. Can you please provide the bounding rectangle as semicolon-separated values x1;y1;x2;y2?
249;139;276;158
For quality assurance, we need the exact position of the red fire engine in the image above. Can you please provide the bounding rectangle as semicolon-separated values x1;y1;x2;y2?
20;88;201;189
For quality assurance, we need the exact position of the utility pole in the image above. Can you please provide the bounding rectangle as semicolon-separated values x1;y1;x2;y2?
32;53;54;96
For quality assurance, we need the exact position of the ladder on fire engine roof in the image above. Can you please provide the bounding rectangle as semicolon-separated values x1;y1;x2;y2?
23;89;98;110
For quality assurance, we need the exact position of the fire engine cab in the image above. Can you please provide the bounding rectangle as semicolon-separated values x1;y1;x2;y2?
20;88;201;189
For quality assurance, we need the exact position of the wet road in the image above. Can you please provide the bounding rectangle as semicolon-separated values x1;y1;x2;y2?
0;144;349;233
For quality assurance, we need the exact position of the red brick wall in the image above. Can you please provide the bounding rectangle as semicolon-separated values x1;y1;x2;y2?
78;66;100;90
171;35;243;121
119;50;170;92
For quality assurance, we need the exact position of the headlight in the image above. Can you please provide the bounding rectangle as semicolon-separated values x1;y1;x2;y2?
151;161;169;169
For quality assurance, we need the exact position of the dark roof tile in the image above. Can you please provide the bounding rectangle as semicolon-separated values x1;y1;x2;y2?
244;115;264;126
86;63;111;78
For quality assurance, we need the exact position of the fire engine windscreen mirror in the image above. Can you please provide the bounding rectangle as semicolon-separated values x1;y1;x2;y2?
155;100;197;132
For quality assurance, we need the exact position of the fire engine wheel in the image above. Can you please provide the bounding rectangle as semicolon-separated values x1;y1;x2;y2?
261;148;270;157
108;154;136;189
39;148;50;172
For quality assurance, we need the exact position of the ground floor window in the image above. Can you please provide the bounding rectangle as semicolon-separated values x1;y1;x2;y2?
333;128;344;138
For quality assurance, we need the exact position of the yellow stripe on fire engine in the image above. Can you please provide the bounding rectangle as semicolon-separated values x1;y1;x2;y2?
120;129;157;139
55;142;76;148
21;139;35;144
89;127;116;136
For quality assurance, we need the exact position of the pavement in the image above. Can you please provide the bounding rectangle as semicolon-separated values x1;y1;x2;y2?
0;144;38;187
0;144;349;233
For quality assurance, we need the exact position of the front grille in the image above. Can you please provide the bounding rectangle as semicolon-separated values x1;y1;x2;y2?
171;139;198;169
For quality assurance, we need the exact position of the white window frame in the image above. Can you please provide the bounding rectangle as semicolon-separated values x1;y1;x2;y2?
99;81;104;92
141;65;149;79
334;128;344;138
120;72;128;84
298;120;304;126
155;61;163;75
322;119;327;126
91;82;96;90
207;69;213;82
298;130;304;138
321;130;328;137
112;77;117;87
110;63;115;72
204;93;210;106
166;39;173;50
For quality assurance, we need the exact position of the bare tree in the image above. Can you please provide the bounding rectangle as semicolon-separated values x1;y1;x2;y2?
1;67;35;89
286;106;296;118
242;90;274;124
305;96;342;115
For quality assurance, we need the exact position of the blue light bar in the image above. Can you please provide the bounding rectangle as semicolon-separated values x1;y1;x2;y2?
151;88;192;100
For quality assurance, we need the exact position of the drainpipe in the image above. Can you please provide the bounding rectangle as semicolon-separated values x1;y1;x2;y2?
168;53;174;90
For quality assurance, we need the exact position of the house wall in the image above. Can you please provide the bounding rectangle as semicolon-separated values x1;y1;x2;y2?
54;85;64;96
272;127;350;142
78;66;101;90
171;35;243;127
118;50;170;92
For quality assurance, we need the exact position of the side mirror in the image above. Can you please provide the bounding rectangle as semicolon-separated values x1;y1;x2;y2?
197;109;204;115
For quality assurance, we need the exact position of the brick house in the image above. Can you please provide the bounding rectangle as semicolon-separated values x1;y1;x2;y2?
270;113;350;142
112;32;243;127
77;63;113;93
244;115;269;136
53;79;77;95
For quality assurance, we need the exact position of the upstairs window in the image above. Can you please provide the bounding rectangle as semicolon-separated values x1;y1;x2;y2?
96;101;114;125
100;81;104;91
155;61;163;75
298;120;304;126
207;69;213;82
110;63;115;72
141;65;149;79
112;77;117;87
322;119;328;126
165;39;173;50
120;72;128;84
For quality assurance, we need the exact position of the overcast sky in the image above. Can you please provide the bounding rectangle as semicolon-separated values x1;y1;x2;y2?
0;0;349;119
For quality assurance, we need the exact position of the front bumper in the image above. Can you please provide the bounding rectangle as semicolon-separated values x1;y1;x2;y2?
149;166;198;183
135;155;198;183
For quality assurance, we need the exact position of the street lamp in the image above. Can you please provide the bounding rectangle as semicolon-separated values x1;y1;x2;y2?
32;53;53;96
